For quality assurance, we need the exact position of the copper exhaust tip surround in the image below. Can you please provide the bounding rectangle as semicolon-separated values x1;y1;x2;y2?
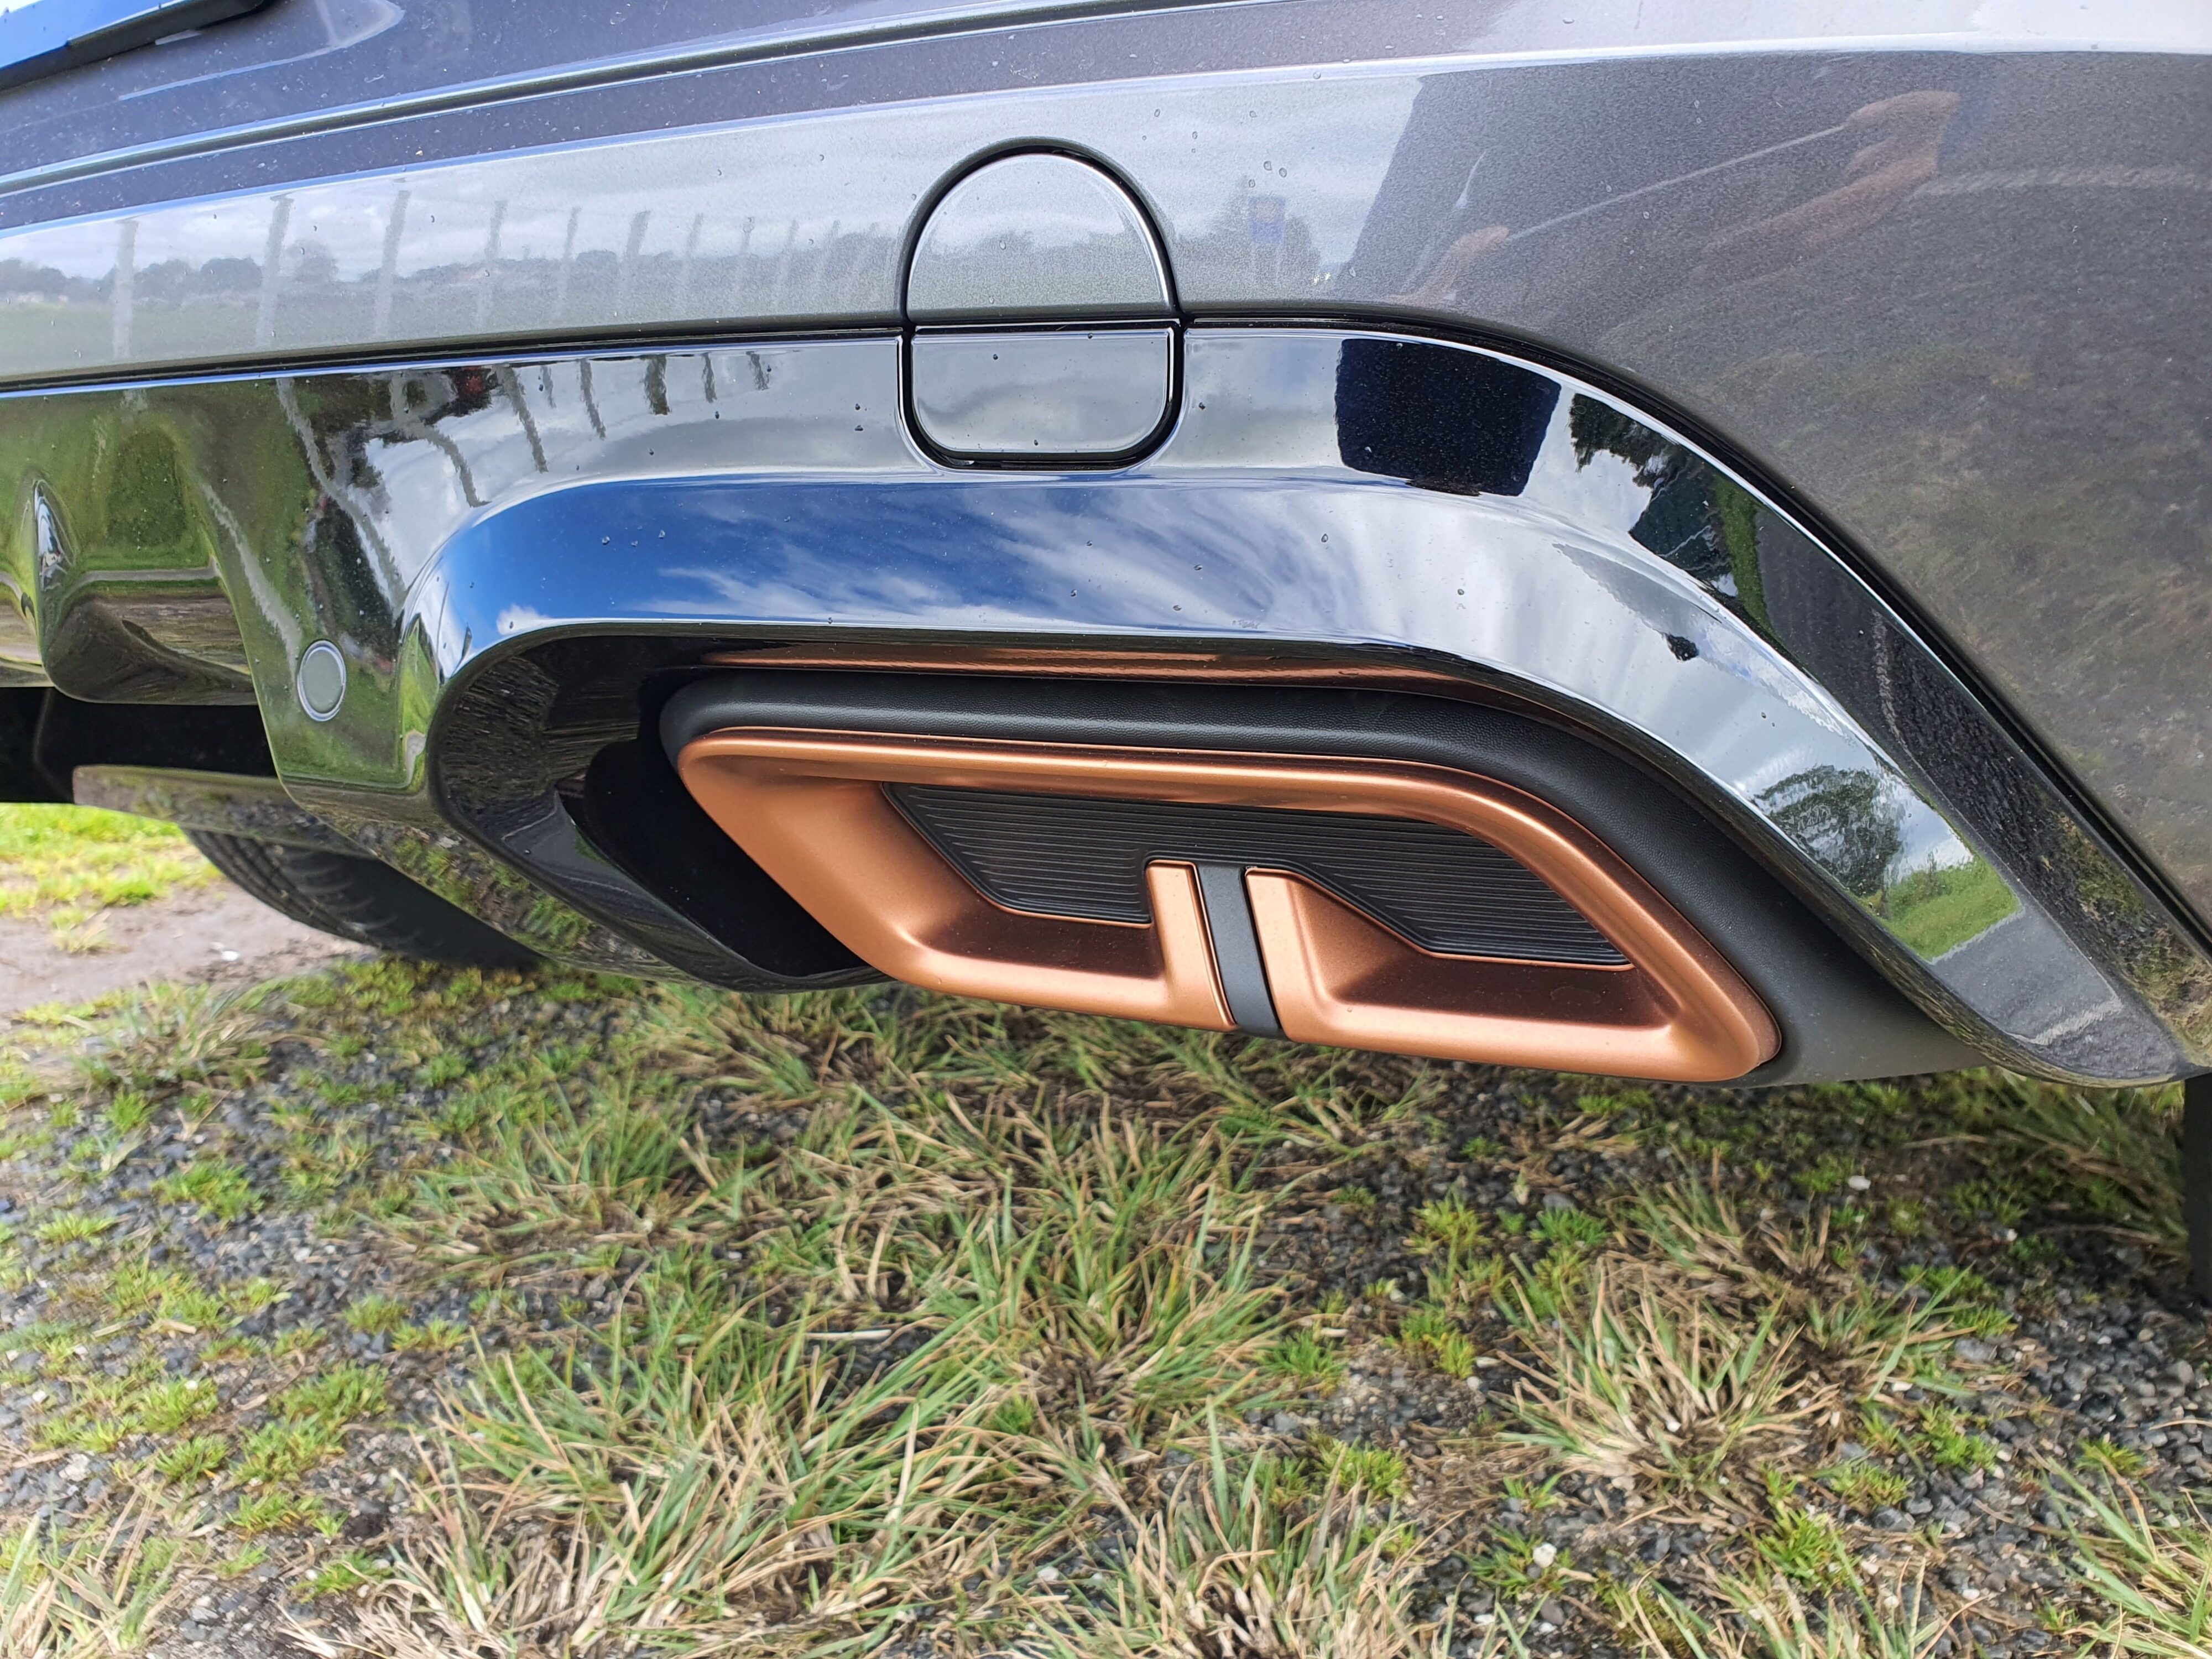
675;728;1780;1082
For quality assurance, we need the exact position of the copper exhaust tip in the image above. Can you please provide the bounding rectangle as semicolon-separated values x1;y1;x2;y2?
675;728;1778;1082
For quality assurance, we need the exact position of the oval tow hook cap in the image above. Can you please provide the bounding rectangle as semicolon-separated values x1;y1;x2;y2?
905;153;1175;464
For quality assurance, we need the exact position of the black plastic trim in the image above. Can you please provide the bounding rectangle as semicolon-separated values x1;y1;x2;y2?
1196;860;1282;1039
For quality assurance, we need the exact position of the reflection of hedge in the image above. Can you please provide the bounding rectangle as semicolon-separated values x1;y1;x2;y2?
0;227;909;376
1759;764;1903;901
0;381;314;598
0;375;340;757
1883;857;2020;959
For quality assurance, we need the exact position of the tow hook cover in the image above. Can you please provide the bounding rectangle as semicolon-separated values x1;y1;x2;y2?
909;328;1173;457
905;153;1175;463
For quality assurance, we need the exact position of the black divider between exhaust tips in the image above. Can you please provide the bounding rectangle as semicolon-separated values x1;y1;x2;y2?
1195;862;1284;1038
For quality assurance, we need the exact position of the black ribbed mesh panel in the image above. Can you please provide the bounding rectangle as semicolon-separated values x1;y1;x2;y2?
891;785;1625;966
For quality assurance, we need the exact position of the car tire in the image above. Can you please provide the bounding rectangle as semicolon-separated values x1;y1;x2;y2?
185;831;538;969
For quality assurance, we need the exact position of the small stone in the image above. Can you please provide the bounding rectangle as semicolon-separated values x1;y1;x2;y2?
1846;1175;1872;1191
1530;1542;1557;1569
341;1503;389;1542
1270;1412;1307;1436
1035;1565;1061;1584
1955;1339;1995;1364
1538;1598;1568;1626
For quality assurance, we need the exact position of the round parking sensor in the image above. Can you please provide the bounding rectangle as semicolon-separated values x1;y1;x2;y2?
297;640;347;720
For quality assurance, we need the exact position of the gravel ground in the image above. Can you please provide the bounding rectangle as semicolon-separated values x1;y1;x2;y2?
0;957;2200;1657
0;975;608;1654
1239;1070;2207;1656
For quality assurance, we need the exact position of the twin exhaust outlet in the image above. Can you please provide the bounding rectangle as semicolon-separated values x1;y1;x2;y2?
676;727;1777;1082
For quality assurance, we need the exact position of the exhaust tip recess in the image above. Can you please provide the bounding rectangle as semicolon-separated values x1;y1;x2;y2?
674;726;1778;1082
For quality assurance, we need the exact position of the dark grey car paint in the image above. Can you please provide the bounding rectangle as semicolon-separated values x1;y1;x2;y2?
0;2;2206;1022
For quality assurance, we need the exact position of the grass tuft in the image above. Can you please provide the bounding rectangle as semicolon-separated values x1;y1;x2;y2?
1042;1442;1443;1658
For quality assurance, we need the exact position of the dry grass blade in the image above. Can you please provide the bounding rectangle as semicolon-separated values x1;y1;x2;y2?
1503;1262;1817;1497
0;1494;192;1657
291;1451;627;1658
77;978;274;1098
1044;1439;1449;1659
8;862;2182;1659
1613;1566;1950;1659
2052;1473;2212;1655
1991;1080;2185;1255
324;1392;1003;1657
1632;1182;1848;1303
1497;1178;1996;1517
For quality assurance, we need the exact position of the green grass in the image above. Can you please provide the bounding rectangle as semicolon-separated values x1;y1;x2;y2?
1754;1487;1849;1589
274;1363;387;1426
237;1420;341;1482
229;1490;328;1536
2055;1477;2212;1655
1823;1459;1908;1514
2079;1436;2152;1480
150;1435;228;1483
341;1291;409;1335
0;864;2203;1655
32;1210;114;1245
1267;1328;1347;1391
1032;1437;1436;1658
1532;1204;1610;1248
150;1159;258;1222
130;1378;217;1435
0;804;214;948
1612;1563;1948;1659
296;1551;388;1600
1314;1438;1409;1500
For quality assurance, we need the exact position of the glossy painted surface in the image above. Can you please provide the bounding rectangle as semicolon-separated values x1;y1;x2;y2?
4;0;2200;200
1;326;2200;1081
0;0;1196;188
0;3;2201;951
70;762;352;850
910;329;1172;458
906;152;1170;321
